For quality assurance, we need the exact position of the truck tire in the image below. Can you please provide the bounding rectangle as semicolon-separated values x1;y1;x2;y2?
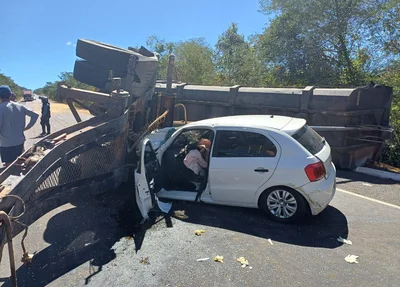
73;60;125;90
76;39;140;76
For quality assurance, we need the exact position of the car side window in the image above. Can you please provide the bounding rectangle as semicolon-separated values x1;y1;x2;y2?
172;129;214;148
213;130;277;158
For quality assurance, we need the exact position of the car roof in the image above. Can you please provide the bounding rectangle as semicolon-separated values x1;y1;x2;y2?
184;115;306;135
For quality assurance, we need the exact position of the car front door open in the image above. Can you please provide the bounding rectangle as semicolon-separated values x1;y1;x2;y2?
135;139;157;221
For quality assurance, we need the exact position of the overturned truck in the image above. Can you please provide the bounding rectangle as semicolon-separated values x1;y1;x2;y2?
152;83;393;169
72;40;394;169
72;39;394;169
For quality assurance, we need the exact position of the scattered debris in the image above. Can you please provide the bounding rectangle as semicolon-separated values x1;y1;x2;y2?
126;236;134;240
249;266;253;270
362;183;372;187
174;210;188;220
195;229;206;236
140;257;150;265
345;255;359;264
337;236;352;245
237;257;249;268
268;239;273;245
214;256;224;263
197;258;210;262
21;253;34;264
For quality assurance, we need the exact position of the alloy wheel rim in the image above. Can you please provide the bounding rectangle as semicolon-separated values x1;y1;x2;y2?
267;190;298;218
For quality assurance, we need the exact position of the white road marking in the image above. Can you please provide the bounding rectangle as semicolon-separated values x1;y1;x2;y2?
337;188;400;210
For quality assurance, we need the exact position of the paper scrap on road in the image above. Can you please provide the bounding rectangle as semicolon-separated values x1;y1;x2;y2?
268;239;274;245
237;257;249;268
195;229;206;236
337;236;352;245
174;210;188;219
345;255;359;264
214;256;224;263
140;257;150;265
197;258;209;262
362;183;372;187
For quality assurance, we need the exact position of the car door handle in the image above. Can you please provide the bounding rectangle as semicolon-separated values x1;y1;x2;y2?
254;168;269;173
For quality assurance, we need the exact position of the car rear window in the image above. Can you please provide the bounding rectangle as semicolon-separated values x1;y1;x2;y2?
292;125;324;155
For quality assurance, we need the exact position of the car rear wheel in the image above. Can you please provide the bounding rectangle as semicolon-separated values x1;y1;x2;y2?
259;187;309;223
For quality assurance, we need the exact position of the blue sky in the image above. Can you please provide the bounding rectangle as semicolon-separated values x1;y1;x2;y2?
0;0;267;90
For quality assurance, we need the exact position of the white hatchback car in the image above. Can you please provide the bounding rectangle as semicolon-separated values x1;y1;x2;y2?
135;115;336;223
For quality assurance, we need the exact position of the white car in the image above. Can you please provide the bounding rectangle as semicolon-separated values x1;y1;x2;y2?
135;115;336;223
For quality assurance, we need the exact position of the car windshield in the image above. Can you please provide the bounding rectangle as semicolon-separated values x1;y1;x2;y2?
292;125;324;155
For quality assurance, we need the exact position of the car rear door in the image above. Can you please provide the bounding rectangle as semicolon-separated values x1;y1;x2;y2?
208;129;280;204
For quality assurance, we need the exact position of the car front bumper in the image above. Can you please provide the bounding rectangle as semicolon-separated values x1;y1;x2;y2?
297;163;336;216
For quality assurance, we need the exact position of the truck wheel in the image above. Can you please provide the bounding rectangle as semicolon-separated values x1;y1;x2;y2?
73;60;124;90
76;39;140;76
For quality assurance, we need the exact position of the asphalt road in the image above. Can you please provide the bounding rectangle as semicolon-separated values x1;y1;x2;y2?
1;101;400;286
21;99;92;149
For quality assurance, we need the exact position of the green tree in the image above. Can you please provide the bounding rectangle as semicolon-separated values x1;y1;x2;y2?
37;72;96;101
173;38;216;85
375;62;400;166
146;36;217;85
145;36;175;80
0;72;27;99
33;87;44;95
367;0;400;56
258;0;382;86
216;23;264;86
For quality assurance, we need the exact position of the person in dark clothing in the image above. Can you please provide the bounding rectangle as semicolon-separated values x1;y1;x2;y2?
39;96;51;135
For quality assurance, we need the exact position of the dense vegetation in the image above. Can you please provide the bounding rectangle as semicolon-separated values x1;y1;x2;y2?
33;72;96;100
0;72;28;99
33;0;400;166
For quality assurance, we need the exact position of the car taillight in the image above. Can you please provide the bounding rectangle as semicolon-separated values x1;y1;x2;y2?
305;162;325;182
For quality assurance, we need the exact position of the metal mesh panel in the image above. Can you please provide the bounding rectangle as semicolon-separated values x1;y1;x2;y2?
35;131;127;193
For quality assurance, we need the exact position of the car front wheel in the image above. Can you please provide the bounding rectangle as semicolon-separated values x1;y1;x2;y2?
259;187;309;223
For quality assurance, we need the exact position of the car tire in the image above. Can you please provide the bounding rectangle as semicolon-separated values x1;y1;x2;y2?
73;60;126;90
259;187;309;223
76;39;140;76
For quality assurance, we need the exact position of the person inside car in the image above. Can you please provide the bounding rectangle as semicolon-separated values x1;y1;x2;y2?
183;141;208;177
198;138;211;162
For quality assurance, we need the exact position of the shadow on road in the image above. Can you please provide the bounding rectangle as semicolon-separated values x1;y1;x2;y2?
1;188;348;286
168;200;348;249
337;169;399;185
1;186;141;287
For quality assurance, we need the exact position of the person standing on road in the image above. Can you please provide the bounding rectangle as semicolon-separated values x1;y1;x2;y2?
39;96;51;136
0;86;39;166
